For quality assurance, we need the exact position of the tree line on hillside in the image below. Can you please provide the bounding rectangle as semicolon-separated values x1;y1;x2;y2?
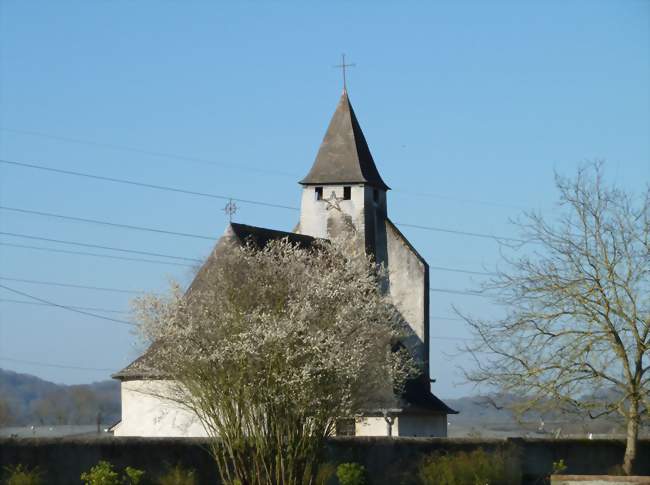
0;369;120;426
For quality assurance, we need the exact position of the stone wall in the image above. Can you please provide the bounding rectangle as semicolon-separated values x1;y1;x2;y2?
0;436;648;485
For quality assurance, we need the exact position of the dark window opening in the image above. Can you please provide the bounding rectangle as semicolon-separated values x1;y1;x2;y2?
315;187;323;200
343;186;351;200
335;418;356;436
373;189;379;203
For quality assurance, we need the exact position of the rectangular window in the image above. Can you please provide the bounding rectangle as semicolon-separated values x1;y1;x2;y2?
373;189;379;203
343;186;351;200
315;187;323;200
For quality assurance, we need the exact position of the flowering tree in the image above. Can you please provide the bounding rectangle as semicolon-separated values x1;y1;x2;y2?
462;163;649;475
132;233;414;485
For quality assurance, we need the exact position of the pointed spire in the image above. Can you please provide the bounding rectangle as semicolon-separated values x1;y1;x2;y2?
300;91;390;190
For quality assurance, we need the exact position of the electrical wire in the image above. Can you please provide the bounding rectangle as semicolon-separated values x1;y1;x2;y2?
0;242;195;267
0;127;296;177
0;158;299;211
395;222;525;244
0;231;202;262
0;298;129;314
0;204;523;246
0;284;135;327
0;276;145;294
0;356;115;372
2;127;527;210
0;205;215;240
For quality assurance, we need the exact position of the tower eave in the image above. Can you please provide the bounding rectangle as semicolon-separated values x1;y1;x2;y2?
298;178;390;191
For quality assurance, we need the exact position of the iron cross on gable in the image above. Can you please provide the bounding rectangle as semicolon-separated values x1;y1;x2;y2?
334;53;355;92
223;199;238;222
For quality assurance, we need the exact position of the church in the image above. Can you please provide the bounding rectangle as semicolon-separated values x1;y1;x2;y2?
112;89;457;437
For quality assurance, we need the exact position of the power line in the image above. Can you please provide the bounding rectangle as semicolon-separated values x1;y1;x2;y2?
0;127;296;178
0;284;135;327
0;356;115;372
0;298;129;314
0;276;145;295
2;127;529;211
0;233;496;277
0;158;299;211
430;287;489;297
395;222;525;244
0;300;470;341
0;241;195;267
0;231;202;263
391;188;526;211
0;205;215;241
430;315;465;322
430;335;472;341
429;265;495;277
1;204;524;247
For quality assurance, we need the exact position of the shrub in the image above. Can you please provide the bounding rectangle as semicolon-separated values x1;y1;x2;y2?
419;448;521;485
551;459;567;475
336;463;367;485
80;461;120;485
156;464;197;485
2;464;43;485
124;466;146;485
315;462;337;485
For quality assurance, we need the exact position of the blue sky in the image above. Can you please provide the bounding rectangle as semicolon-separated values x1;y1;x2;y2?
0;0;648;398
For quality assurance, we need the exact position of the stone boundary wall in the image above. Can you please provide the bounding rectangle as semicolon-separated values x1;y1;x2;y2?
0;436;648;484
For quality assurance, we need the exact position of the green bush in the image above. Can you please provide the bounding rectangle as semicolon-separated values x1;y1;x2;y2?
124;466;146;485
419;448;521;485
551;459;567;475
156;464;197;485
336;462;367;485
2;464;43;485
315;462;337;485
80;461;146;485
80;461;121;485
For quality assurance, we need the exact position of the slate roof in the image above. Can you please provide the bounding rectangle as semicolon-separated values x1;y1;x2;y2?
112;223;319;380
399;376;458;415
300;91;390;190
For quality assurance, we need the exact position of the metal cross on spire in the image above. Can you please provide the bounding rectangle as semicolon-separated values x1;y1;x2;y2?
334;53;355;92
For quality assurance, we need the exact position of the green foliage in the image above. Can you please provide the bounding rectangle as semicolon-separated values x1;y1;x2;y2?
124;467;146;485
80;461;147;485
551;459;567;475
315;462;336;485
2;464;43;485
80;461;120;485
336;463;367;485
156;464;197;485
418;448;521;485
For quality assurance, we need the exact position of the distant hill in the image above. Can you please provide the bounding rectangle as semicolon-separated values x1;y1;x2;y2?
444;393;629;438
0;369;120;426
0;369;632;438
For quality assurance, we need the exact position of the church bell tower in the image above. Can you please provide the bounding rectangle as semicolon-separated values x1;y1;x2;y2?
297;91;390;264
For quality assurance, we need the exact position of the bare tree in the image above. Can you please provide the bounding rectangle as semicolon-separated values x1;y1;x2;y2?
461;163;649;474
132;232;414;485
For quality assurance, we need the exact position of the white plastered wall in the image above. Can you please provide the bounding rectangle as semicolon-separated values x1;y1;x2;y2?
115;380;207;437
355;416;394;437
385;221;427;364
298;185;366;239
355;415;447;437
